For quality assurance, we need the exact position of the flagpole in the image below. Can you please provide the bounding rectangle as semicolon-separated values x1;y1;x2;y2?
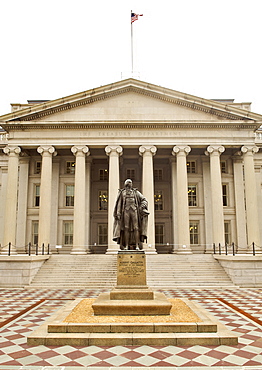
131;10;134;75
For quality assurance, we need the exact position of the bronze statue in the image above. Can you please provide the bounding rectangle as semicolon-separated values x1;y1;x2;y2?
113;179;149;250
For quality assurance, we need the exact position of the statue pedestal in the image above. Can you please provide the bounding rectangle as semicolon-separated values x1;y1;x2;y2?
92;251;172;315
28;252;238;346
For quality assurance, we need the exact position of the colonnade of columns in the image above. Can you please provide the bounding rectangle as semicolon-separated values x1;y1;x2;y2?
1;144;261;255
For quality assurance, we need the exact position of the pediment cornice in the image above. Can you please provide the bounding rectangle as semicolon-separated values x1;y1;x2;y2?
1;79;262;125
2;120;258;131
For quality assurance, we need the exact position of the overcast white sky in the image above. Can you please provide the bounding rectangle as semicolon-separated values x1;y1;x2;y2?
0;0;261;116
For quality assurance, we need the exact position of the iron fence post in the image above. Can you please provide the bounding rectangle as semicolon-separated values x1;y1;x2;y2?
253;242;255;256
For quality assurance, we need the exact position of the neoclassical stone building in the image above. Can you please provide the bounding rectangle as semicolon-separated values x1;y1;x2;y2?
0;78;262;255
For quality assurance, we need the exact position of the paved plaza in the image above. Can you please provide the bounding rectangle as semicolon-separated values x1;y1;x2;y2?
0;287;262;369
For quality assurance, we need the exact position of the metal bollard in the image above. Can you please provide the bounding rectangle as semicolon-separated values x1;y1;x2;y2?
213;243;216;254
8;242;11;256
29;242;31;256
47;243;50;255
219;243;221;255
252;242;255;256
36;243;38;255
225;243;228;255
232;242;235;256
42;243;44;255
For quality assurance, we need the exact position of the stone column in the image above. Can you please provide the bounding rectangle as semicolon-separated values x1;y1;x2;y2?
172;145;192;254
37;145;56;251
139;145;157;253
0;165;8;249
202;156;213;253
233;155;247;250
170;158;177;253
105;145;123;254
16;156;29;251
50;159;60;250
71;145;90;254
241;145;260;249
205;145;225;247
85;157;92;253
2;146;21;254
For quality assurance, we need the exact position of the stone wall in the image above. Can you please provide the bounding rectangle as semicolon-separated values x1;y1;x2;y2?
214;255;262;287
0;255;50;287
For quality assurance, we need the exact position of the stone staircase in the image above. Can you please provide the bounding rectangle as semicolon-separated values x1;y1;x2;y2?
30;255;117;289
29;253;234;288
146;254;234;287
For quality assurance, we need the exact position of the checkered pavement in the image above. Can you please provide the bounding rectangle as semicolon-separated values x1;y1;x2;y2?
0;287;262;368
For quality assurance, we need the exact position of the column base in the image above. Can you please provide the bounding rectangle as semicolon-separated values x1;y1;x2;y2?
176;245;193;254
143;249;157;254
0;251;18;255
143;243;157;254
70;248;87;255
0;246;17;255
106;248;120;255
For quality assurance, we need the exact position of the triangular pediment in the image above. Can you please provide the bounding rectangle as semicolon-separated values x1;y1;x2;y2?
1;79;262;129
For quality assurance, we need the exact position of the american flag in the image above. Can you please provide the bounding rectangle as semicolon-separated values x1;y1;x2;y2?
131;12;143;23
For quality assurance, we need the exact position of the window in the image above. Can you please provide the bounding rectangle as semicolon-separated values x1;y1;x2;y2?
66;161;75;174
65;185;74;206
34;184;40;207
99;169;108;181
126;168;135;180
155;224;164;244
221;161;227;174
154;190;163;210
98;224;108;245
64;221;73;245
190;222;199;244
187;160;196;173
99;190;108;210
224;221;231;244
32;221;39;245
222;184;229;207
35;161;41;174
188;185;197;206
154;169;163;181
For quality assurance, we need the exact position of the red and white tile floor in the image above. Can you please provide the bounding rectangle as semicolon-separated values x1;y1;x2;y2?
0;288;262;369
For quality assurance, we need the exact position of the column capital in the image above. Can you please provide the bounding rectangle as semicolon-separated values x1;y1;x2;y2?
37;145;57;156
205;145;225;156
172;145;191;156
139;145;157;156
71;145;90;156
241;145;259;155
105;145;123;156
3;146;21;156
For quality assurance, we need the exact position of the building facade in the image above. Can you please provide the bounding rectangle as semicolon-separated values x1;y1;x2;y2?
0;79;262;255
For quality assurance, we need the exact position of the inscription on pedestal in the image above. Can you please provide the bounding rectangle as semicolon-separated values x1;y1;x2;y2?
117;251;147;286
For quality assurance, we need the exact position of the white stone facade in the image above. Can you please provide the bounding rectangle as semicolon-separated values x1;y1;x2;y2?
0;79;262;255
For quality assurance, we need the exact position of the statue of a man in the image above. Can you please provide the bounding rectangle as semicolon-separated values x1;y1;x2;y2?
113;179;149;250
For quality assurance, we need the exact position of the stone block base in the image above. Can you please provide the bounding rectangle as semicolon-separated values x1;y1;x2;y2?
92;292;172;315
110;287;154;300
27;298;238;346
